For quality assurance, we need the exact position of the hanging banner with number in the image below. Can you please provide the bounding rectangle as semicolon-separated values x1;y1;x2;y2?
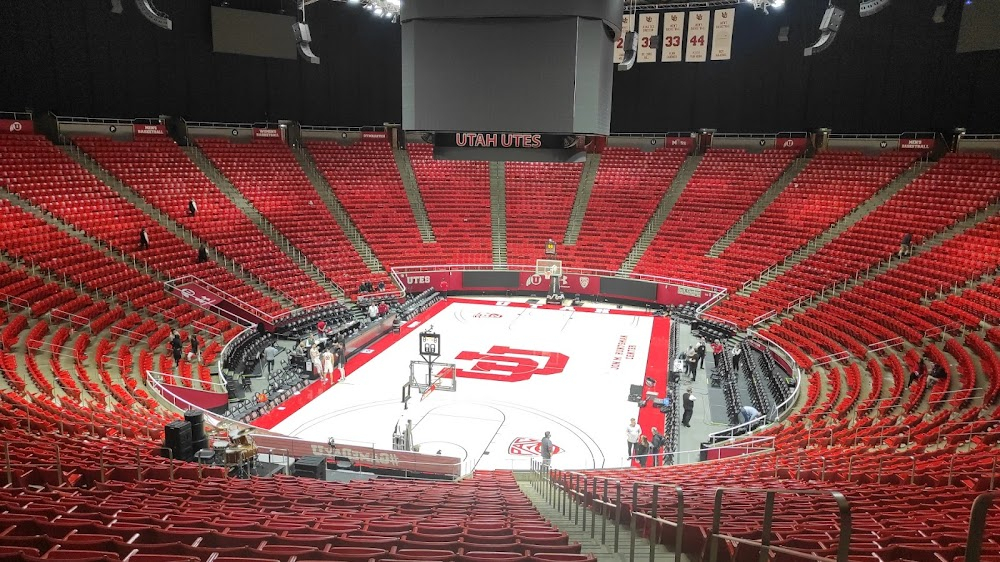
711;8;735;61
685;11;710;62
661;12;685;62
614;13;636;64
637;13;660;63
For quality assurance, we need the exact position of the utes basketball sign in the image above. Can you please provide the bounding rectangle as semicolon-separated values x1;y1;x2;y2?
509;437;561;456
454;346;569;382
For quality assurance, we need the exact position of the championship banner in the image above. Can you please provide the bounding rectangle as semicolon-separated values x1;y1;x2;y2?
685;11;710;62
637;13;660;63
899;138;935;151
614;13;636;64
253;127;281;140
711;8;735;61
661;12;685;63
132;123;166;136
0;119;34;135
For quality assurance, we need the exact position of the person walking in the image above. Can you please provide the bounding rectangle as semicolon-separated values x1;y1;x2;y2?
189;331;200;363
634;436;650;468
197;244;208;263
696;337;707;370
711;340;724;365
540;431;553;467
686;347;699;381
626;418;642;458
368;302;378;321
170;330;183;367
682;388;696;427
139;228;150;250
650;427;666;467
899;232;913;257
188;199;198;217
263;344;280;376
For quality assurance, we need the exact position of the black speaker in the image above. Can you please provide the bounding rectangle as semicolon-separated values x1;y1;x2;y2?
164;420;192;461
293;455;327;480
184;410;205;443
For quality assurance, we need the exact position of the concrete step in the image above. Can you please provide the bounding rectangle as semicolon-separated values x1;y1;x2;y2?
564;153;601;246
517;478;691;562
182;146;344;301
619;155;704;275
707;156;811;257
292;146;386;275
392;146;436;243
490;161;508;268
60;144;296;309
737;160;934;297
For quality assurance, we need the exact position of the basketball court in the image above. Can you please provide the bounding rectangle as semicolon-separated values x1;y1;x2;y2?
253;298;670;474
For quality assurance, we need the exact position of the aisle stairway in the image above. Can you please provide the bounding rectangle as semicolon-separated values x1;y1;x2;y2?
707;156;811;257
182;145;344;301
618;155;702;275
491;161;508;267
61;144;295;309
392;145;436;243
739;160;933;296
563;153;601;246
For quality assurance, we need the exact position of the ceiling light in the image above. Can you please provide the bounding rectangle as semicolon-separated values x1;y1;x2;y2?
373;7;383;16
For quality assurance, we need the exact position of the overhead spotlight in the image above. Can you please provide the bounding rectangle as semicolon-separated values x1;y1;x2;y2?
373;7;383;16
110;0;123;14
293;21;320;64
618;31;638;71
804;4;845;56
347;0;360;3
859;0;890;17
747;0;784;13
135;0;172;30
772;0;785;7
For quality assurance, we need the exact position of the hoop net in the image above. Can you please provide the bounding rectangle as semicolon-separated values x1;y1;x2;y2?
536;259;563;280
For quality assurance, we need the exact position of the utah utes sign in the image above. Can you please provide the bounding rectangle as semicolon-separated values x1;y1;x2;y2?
454;346;569;382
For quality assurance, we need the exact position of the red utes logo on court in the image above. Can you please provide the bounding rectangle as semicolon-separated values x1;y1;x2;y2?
509;437;562;456
454;346;569;382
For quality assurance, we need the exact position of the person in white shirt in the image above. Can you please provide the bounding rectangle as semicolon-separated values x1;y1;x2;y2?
321;348;335;383
368;303;378;320
626;418;642;458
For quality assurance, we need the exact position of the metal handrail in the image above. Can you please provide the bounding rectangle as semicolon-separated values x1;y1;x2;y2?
146;369;228;395
708;488;851;562
966;492;1000;562
0;111;32;120
54;114;149;125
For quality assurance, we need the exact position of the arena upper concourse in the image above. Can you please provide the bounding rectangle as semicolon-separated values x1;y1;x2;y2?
0;1;999;562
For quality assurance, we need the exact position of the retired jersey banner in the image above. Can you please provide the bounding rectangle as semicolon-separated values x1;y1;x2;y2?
661;12;685;62
637;13;660;63
614;13;636;64
686;11;710;62
711;8;735;61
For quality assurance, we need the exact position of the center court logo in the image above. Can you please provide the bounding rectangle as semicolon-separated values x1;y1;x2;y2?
509;437;562;456
454;346;569;382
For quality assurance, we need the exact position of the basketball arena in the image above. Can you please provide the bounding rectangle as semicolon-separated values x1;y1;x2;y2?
0;2;999;562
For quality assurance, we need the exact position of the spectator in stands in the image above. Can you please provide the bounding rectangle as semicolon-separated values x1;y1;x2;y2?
358;282;366;294
368;303;378;321
197;244;208;263
930;362;948;379
899;232;913;257
189;331;200;363
908;358;929;386
139;228;150;250
650;427;666;466
170;330;183;367
626;418;641;458
634;435;650;467
378;301;389;317
540;431;553;467
711;340;724;364
696;337;707;370
740;405;762;425
682;388;696;427
378;280;385;292
188;199;198;216
263;344;280;376
686;346;699;381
